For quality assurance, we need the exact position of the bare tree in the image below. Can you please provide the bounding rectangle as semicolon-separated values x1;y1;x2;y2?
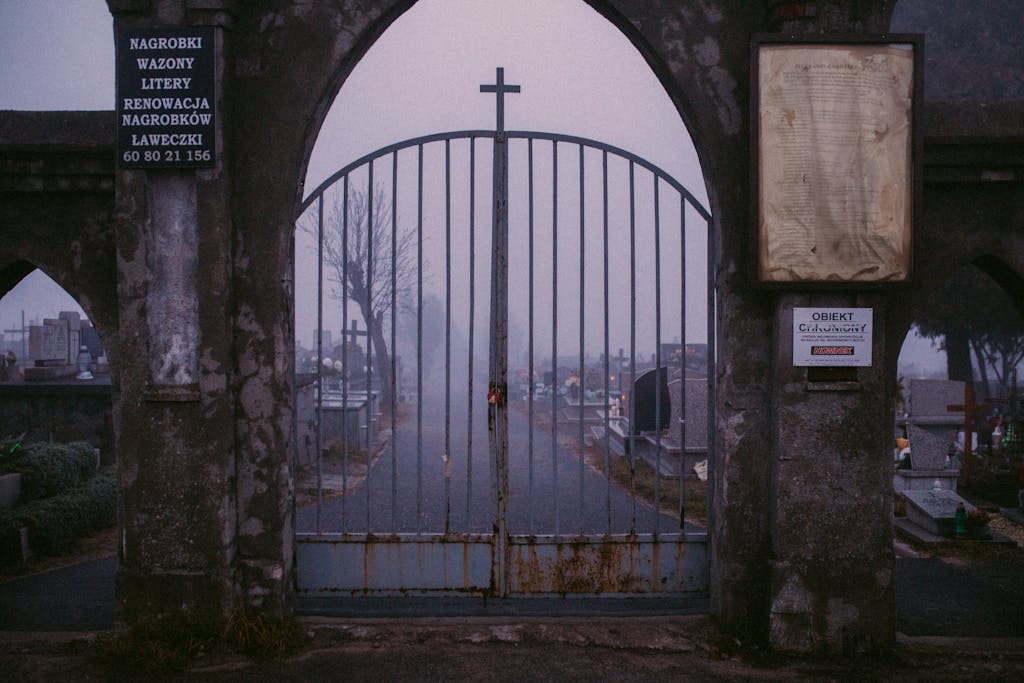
304;184;419;407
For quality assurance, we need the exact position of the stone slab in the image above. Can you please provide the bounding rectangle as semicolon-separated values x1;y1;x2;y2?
893;469;958;493
667;378;708;451
907;423;954;470
22;364;77;382
903;488;973;537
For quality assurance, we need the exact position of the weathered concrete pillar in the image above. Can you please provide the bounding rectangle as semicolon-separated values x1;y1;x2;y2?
109;0;240;627
758;3;898;655
767;293;895;654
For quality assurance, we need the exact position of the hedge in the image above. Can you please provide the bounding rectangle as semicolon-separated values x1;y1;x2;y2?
0;441;98;503
0;467;116;562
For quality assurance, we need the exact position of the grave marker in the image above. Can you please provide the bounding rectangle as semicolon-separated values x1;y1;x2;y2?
630;367;671;433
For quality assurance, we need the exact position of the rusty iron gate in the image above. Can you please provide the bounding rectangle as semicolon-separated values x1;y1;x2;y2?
294;68;713;599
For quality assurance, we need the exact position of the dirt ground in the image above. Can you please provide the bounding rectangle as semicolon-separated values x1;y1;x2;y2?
3;613;1024;682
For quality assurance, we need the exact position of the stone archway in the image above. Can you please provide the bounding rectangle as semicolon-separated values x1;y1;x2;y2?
221;0;765;622
103;0;944;654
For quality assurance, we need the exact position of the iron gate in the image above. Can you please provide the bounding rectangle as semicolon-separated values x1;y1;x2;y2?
294;68;713;598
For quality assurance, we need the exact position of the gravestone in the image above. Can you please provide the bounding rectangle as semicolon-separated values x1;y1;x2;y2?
903;488;974;537
29;318;68;362
907;378;964;428
320;389;369;451
630;367;671;433
894;379;964;492
59;311;82;365
666;378;709;451
906;424;950;470
24;313;85;381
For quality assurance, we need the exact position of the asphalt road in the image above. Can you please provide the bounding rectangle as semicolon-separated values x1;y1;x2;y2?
296;395;687;536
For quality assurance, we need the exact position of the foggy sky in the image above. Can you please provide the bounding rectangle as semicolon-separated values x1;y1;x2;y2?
0;0;947;374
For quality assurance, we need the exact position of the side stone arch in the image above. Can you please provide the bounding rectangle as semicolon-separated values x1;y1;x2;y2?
888;105;1024;377
0;110;119;365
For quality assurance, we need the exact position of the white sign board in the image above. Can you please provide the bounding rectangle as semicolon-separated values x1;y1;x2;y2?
793;308;872;367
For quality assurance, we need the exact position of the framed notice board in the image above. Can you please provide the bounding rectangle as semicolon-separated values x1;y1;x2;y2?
751;35;922;287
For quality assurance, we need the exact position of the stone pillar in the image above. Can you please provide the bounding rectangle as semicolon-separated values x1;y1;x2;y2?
760;2;899;654
110;0;239;628
767;293;895;654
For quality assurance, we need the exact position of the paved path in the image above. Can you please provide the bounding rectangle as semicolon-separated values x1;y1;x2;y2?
0;557;115;631
297;395;688;536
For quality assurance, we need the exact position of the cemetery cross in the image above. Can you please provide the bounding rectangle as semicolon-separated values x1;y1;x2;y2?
947;382;990;485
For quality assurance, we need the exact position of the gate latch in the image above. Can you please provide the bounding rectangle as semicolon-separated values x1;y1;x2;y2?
487;388;502;406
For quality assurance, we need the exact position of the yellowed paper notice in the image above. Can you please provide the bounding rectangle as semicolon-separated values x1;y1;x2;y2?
758;44;913;282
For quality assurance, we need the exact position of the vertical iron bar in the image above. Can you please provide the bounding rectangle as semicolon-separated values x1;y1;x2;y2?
390;151;398;533
341;175;350;531
653;175;663;535
315;194;324;534
678;194;687;527
489;126;513;596
416;145;424;535
550;140;560;536
466;138;476;532
365;162;374;532
444;139;452;535
602;150;611;534
577;143;585;535
628;161;637;533
527;138;535;535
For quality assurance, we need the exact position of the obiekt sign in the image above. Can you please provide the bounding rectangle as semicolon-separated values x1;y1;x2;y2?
792;307;872;367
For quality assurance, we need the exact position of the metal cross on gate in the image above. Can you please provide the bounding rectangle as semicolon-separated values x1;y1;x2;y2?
479;66;520;134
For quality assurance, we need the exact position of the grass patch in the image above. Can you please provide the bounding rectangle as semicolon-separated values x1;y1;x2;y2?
602;450;708;525
94;608;310;674
557;429;708;525
225;608;311;660
95;612;221;673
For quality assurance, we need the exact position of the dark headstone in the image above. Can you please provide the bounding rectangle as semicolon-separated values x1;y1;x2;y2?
630;367;670;433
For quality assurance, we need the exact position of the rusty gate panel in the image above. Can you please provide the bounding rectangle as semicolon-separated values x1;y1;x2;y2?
297;535;494;595
507;534;707;595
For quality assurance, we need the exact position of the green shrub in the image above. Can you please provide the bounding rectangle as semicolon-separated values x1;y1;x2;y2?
0;467;116;562
0;441;98;502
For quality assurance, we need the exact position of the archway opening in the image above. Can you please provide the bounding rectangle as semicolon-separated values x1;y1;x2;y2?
0;265;116;630
894;260;1024;637
0;266;112;444
294;0;714;600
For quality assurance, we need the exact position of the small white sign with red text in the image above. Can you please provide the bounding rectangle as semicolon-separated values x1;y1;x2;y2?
793;308;872;367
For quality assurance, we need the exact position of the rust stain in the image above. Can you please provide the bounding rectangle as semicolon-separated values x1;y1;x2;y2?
362;541;371;594
511;540;651;595
651;541;662;592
